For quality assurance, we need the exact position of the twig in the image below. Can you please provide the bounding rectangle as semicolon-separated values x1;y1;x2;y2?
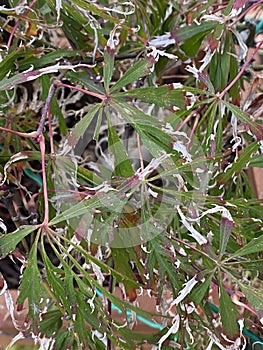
186;113;200;152
37;73;65;135
54;81;106;101
168;233;218;263
7;0;37;49
0;127;38;138
230;0;263;28
219;39;263;99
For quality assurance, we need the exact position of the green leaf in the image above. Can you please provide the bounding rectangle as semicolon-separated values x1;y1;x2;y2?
108;116;134;178
17;229;45;329
237;260;263;270
113;85;185;109
219;214;234;258
190;273;213;305
74;295;91;347
54;155;103;187
41;240;73;315
0;65;61;91
249;154;263;168
111;247;137;301
210;32;231;91
93;107;104;141
0;225;37;256
219;279;239;337
112;100;174;158
54;329;76;350
67;71;105;95
64;0;121;25
104;46;115;91
0;47;26;80
18;49;78;71
223;100;263;140
181;31;210;57
217;142;259;185
39;309;63;337
238;282;263;312
110;59;154;93
226;234;263;260
67;103;102;146
175;21;216;42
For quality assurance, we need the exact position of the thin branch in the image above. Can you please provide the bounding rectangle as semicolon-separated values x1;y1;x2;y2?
219;39;263;99
230;0;263;28
7;0;37;48
0;127;38;138
168;233;218;264
54;81;106;101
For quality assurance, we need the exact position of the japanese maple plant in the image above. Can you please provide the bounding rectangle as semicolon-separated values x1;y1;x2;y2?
0;0;263;349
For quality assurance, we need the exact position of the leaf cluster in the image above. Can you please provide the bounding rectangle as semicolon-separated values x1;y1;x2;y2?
0;0;263;349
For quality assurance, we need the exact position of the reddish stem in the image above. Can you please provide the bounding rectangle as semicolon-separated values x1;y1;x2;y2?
168;233;217;263
187;113;200;152
230;0;263;28
219;39;263;99
0;127;38;138
54;81;106;101
7;0;37;49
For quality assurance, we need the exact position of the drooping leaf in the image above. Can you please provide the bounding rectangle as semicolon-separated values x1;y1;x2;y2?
110;59;154;93
172;21;216;42
0;64;61;91
227;234;263;260
181;31;210;57
41;243;72;315
217;142;259;185
111;247;137;302
190;273;213;305
104;49;115;92
249;154;263;168
108;116;134;178
17;229;45;330
219;279;239;337
67;71;105;95
67;103;102;146
223;101;263;140
238;282;263;313
219;213;234;258
210;32;231;91
39;309;63;337
113;85;185;109
0;225;38;256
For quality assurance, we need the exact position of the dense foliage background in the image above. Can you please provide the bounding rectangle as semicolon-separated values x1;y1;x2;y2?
0;0;263;349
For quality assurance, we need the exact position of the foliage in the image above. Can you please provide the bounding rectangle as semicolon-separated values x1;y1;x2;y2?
0;0;263;349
